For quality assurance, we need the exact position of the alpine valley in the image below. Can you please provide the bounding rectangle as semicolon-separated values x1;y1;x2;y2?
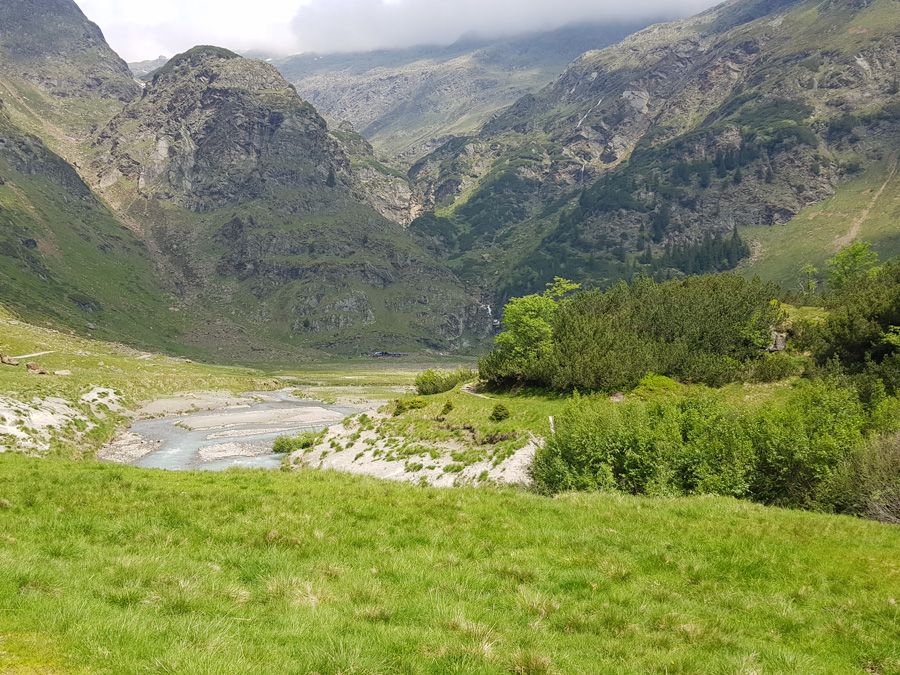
1;0;898;360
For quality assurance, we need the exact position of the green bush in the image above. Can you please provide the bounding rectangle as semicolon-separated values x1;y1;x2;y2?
273;431;323;454
483;273;783;392
747;379;865;508
813;257;899;394
393;397;428;416
438;401;454;419
415;368;475;395
533;393;754;498
533;380;871;510
746;352;805;383
489;403;511;422
824;433;900;524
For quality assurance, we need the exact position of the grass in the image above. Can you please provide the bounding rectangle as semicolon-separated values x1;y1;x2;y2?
0;307;275;413
374;386;567;468
0;453;898;673
740;155;900;290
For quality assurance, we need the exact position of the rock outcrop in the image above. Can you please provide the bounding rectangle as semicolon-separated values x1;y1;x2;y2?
0;0;138;102
90;46;492;352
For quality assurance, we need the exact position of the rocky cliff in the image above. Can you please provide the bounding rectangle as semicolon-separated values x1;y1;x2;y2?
90;47;491;353
0;0;138;102
273;23;648;161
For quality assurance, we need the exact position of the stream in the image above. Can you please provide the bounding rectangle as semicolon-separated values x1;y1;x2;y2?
125;391;359;471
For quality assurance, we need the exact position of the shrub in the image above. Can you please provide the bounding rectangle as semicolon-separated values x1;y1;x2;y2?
745;379;865;508
532;393;754;497
415;368;475;395
438;401;454;419
489;403;511;422
824;433;900;523
393;397;428;416
854;433;900;524
485;273;783;392
273;431;323;454
813;257;899;393
533;380;870;510
746;352;804;383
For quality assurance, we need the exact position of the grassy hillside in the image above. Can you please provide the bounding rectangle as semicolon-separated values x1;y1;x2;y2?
741;155;900;289
1;455;898;673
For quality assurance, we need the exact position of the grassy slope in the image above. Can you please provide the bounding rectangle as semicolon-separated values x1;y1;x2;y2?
740;155;900;288
0;167;191;353
0;306;278;455
1;455;898;673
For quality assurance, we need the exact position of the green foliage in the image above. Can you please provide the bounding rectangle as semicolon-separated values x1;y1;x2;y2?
827;241;880;291
747;379;866;508
828;432;900;524
414;368;475;395
652;228;750;275
485;274;782;392
534;379;877;512
745;352;805;383
813;257;899;391
393;397;428;416
488;403;511;422
534;392;756;498
273;431;323;454
438;401;454;418
478;278;579;386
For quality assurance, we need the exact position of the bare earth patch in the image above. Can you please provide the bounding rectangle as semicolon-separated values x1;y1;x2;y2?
291;412;541;488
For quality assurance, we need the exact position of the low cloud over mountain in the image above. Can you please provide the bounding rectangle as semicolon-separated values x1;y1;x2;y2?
76;0;717;60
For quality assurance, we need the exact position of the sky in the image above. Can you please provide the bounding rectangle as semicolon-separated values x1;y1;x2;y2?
75;0;719;62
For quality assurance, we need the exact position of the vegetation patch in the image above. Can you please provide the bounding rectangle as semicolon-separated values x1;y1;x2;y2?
0;454;897;673
414;368;476;395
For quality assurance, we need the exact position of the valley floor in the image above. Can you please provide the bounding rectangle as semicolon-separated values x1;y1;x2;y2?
1;308;899;672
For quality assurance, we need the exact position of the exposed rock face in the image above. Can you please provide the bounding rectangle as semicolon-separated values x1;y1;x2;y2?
94;47;348;212
408;0;900;300
89;47;492;352
273;22;648;161
0;0;138;102
329;121;422;225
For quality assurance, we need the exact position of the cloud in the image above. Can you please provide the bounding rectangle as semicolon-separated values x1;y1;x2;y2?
75;0;718;62
289;0;716;53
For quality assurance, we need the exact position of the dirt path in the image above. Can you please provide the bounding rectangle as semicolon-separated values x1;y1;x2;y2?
461;383;492;399
833;156;898;250
12;351;56;360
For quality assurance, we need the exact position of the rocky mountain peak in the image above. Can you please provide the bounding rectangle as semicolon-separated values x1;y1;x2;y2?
0;0;138;101
93;45;347;212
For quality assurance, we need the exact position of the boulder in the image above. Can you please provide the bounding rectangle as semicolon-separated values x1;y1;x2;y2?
768;331;788;352
26;362;48;375
0;354;19;366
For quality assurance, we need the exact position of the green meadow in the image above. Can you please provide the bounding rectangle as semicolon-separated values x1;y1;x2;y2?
1;454;899;674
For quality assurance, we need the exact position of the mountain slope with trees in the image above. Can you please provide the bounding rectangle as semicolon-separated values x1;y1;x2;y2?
408;0;900;304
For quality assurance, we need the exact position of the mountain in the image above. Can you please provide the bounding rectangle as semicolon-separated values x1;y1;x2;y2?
0;6;491;359
407;0;900;301
0;91;191;350
88;46;491;354
0;0;191;349
128;55;169;79
0;0;139;148
271;23;649;161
